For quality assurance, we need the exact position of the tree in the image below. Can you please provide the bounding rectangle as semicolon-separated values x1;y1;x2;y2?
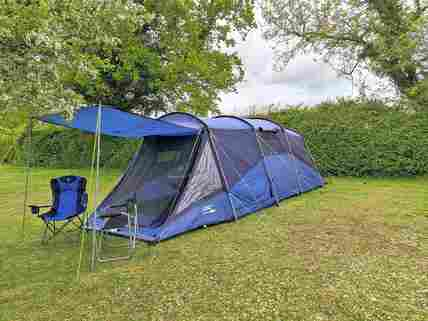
262;0;428;105
75;0;257;115
0;0;255;123
0;0;146;122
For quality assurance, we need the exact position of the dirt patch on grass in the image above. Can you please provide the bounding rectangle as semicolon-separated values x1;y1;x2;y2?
287;217;423;272
285;186;428;273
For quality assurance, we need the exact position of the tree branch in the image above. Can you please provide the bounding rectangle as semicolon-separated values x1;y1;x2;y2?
415;0;421;11
415;0;428;15
291;30;365;45
342;60;360;76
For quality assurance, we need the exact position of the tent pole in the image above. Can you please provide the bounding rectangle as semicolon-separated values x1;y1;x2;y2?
305;142;324;184
254;131;280;206
76;116;99;280
282;130;303;194
211;115;280;207
167;131;202;216
90;105;102;272
207;131;238;221
22;116;33;239
158;132;202;241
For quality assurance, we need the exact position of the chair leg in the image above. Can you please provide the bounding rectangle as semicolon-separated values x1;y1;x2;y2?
132;214;138;250
97;229;105;257
53;222;56;245
127;214;132;252
96;214;137;263
41;222;56;244
41;224;49;244
71;216;84;230
41;220;77;243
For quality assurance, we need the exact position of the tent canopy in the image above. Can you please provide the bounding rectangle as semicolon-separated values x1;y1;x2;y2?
37;106;198;138
37;106;302;137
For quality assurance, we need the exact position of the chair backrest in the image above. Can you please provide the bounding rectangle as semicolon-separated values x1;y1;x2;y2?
51;176;87;219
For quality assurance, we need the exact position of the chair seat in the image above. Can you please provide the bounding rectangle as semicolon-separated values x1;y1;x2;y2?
41;210;83;222
100;213;130;230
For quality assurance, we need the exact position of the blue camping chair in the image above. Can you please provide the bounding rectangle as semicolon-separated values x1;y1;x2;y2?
29;176;88;243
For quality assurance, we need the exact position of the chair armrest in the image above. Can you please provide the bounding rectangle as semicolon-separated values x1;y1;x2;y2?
109;202;128;209
108;197;138;219
109;195;136;209
28;205;51;215
98;212;123;218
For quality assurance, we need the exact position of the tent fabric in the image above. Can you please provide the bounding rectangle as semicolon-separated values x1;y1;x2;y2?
211;128;263;187
96;135;197;228
161;114;280;132
246;119;281;131
40;109;323;242
38;106;198;138
203;117;251;130
159;113;206;130
171;134;223;216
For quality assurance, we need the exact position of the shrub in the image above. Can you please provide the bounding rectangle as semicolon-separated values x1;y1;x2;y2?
12;126;139;169
6;100;428;176
269;100;428;176
0;134;18;164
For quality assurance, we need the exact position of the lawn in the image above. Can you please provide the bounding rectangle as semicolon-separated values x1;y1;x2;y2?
0;165;427;321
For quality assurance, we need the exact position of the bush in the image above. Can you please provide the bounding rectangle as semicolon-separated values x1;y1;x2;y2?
12;126;139;169
6;100;428;176
269;100;428;176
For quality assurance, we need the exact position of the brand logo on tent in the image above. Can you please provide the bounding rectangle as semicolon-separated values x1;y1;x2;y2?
201;205;216;215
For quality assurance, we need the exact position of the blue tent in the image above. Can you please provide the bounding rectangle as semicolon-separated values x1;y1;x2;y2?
39;106;324;242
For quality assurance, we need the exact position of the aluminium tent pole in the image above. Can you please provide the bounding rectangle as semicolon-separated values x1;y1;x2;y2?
167;131;202;216
22;116;33;239
254;131;280;207
76;118;99;280
207;131;238;221
305;142;324;183
90;104;102;272
212;142;259;208
282;129;303;194
157;131;203;240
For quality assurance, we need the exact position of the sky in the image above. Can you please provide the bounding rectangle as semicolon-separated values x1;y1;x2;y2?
219;26;354;115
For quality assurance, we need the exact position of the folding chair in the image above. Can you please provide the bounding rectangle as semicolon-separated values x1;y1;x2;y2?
96;193;139;262
29;175;88;243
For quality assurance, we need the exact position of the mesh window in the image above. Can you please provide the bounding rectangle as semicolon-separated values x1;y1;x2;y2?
286;132;315;168
173;135;223;215
98;135;197;227
257;130;289;156
211;129;262;187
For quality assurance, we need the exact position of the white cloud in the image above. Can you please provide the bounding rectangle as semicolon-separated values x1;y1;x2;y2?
220;27;353;114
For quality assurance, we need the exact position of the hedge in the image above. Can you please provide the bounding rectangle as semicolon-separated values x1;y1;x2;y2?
269;100;428;176
5;100;428;176
11;127;139;169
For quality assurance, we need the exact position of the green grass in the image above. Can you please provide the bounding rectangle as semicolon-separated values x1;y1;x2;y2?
1;165;427;321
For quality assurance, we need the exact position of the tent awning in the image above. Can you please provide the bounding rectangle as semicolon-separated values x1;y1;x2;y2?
37;106;198;138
